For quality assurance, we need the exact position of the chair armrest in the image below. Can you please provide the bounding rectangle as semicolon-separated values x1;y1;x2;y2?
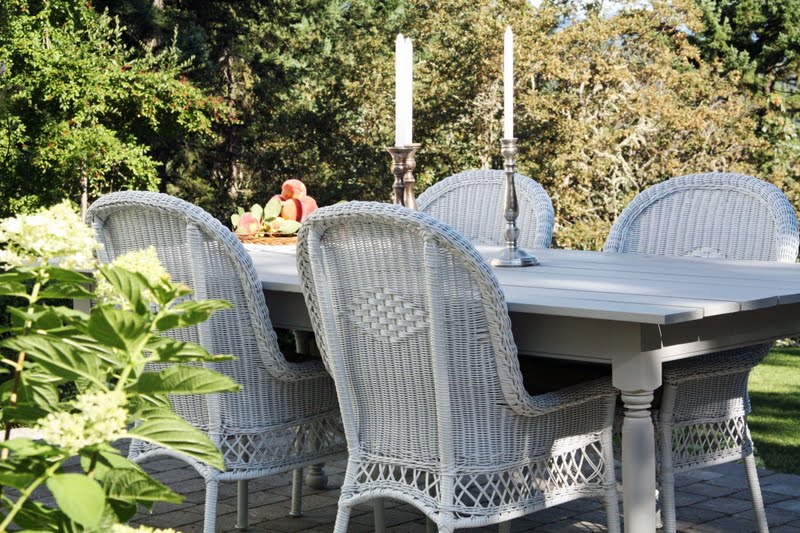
505;376;617;417
663;343;771;385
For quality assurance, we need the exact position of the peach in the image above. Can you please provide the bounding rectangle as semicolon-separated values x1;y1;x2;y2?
236;212;260;234
298;196;318;222
280;198;302;222
268;217;285;232
281;179;306;199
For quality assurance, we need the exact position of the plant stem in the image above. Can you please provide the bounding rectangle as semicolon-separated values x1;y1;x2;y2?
0;459;62;531
1;279;42;459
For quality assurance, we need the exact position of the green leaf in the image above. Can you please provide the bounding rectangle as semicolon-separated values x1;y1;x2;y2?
250;203;264;221
0;281;30;297
0;271;34;283
0;469;37;489
135;365;240;395
46;267;93;284
145;336;232;363
38;283;94;300
154;299;231;331
128;409;224;470
88;306;150;354
264;196;283;219
97;266;147;314
231;213;240;228
7;496;64;531
0;438;60;458
103;468;183;507
279;220;301;235
106;498;138;523
237;207;245;216
0;335;103;385
6;306;63;330
46;474;106;528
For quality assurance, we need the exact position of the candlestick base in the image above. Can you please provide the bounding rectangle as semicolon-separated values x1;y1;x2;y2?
490;247;539;267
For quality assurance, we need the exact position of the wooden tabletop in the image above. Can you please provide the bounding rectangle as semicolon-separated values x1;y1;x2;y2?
246;244;800;326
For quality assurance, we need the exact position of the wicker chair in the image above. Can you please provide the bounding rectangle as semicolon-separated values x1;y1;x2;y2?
417;169;554;249
297;201;621;533
87;192;347;533
604;172;800;533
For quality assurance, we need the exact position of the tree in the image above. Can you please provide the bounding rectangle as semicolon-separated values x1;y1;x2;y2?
0;0;232;217
694;0;800;210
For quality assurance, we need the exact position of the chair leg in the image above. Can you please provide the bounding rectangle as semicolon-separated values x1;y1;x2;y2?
659;386;678;533
203;479;219;533
744;452;769;533
374;499;386;533
333;504;352;533
290;468;303;517
236;479;249;530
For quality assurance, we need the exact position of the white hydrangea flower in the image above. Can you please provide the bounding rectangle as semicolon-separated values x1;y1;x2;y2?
0;201;100;271
36;390;128;455
95;246;171;306
111;525;180;533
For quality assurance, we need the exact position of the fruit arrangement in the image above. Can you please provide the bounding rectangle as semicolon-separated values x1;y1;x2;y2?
231;179;318;238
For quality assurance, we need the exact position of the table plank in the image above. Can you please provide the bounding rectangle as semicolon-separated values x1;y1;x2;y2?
248;245;800;325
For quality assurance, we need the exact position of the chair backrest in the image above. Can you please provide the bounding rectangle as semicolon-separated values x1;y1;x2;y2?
297;202;529;468
417;169;555;249
87;191;302;433
604;173;799;262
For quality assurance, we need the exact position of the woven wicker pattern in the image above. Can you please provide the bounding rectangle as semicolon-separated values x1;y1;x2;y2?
604;172;799;533
417;169;555;249
87;192;346;533
297;201;620;533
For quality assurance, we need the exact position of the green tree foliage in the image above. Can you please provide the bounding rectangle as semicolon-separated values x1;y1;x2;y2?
0;0;232;217
4;0;794;250
694;0;800;212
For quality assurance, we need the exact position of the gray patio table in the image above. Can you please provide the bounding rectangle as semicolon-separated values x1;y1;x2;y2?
246;243;800;533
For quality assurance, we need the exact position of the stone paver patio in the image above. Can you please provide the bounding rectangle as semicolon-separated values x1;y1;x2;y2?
128;458;800;532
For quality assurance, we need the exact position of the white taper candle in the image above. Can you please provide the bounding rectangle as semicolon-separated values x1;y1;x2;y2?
395;34;405;146
405;36;413;145
503;26;514;139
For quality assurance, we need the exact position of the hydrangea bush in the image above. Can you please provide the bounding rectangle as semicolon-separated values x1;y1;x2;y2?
0;202;238;531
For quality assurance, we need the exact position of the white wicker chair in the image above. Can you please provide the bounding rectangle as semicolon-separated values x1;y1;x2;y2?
604;172;800;533
87;192;347;533
417;169;555;249
297;201;621;533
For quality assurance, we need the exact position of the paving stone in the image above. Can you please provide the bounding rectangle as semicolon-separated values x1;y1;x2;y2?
681;481;740;498
691;515;757;532
730;487;793;505
21;458;800;532
762;482;800;497
671;505;727;526
694;496;756;514
673;490;711;507
773;498;800;514
734;506;800;527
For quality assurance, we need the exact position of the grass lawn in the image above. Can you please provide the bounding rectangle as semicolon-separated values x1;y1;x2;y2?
748;347;800;475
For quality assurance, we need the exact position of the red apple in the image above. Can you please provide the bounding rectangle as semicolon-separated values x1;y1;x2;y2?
298;196;318;222
281;179;307;200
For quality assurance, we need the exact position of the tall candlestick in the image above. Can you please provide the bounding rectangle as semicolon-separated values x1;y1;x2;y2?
405;36;413;145
395;34;405;146
503;26;514;139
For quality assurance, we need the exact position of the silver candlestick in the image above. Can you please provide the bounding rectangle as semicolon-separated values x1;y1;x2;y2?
490;138;539;267
403;143;421;210
386;145;414;208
